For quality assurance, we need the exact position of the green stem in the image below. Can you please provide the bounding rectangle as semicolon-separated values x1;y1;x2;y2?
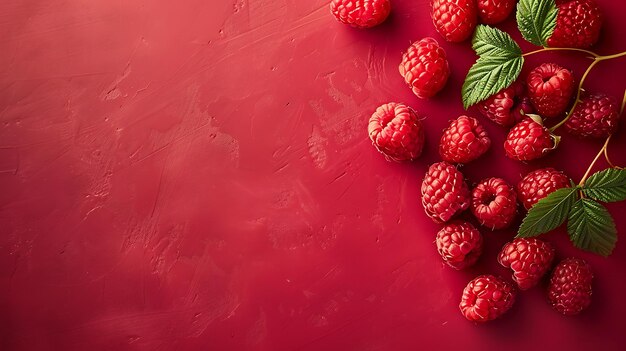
579;136;612;186
540;49;626;132
597;51;626;61
522;47;598;58
548;51;626;132
549;59;600;132
604;90;626;169
603;144;621;169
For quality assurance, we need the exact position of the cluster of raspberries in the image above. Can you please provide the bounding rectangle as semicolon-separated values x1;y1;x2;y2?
370;58;619;166
330;0;614;323
361;0;618;163
427;164;593;322
331;0;603;48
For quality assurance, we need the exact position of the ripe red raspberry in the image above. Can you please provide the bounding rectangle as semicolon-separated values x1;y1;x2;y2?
436;221;483;270
478;83;534;127
477;0;515;24
498;238;555;290
399;38;450;99
504;116;558;161
471;177;517;230
517;168;571;210
547;0;602;48
564;93;620;138
460;275;516;323
527;63;575;119
368;102;425;162
330;0;391;29
439;116;491;164
421;162;471;223
430;0;478;43
548;258;593;315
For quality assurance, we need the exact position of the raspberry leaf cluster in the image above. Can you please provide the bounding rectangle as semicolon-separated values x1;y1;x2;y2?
516;0;558;46
517;187;578;238
462;26;523;109
582;168;626;202
568;198;616;256
473;25;522;57
517;168;626;256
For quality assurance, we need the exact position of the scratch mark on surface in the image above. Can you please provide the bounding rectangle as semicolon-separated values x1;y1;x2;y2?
315;71;336;81
129;145;143;160
8;71;114;83
217;18;281;45
328;171;347;185
131;82;152;99
201;12;326;73
134;143;171;165
130;123;211;166
336;182;353;200
151;159;167;218
100;63;132;101
82;205;102;222
302;3;330;18
318;265;339;284
273;162;289;173
223;302;242;320
102;87;122;100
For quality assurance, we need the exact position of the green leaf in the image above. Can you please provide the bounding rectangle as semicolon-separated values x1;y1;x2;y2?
462;26;523;109
568;198;617;257
582;168;626;202
516;0;558;46
517;187;579;238
473;25;523;58
462;56;523;109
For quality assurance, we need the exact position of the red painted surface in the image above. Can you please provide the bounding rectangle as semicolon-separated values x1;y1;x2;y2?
1;1;626;350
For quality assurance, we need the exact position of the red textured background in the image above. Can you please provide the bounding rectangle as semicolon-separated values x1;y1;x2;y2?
1;0;626;350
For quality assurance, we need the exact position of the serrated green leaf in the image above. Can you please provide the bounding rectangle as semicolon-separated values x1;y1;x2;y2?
568;198;617;256
472;25;523;58
516;0;558;46
582;168;626;202
462;56;523;109
462;26;523;108
517;187;579;238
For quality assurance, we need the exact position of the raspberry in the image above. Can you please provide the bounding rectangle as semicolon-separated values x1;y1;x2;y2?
517;168;571;210
399;38;450;99
478;83;534;127
430;0;478;43
548;258;593;315
527;63;575;119
504;116;558;161
460;275;516;323
439;116;491;164
436;221;483;270
368;102;425;162
471;177;517;230
564;93;620;138
547;0;602;49
421;162;471;223
477;0;515;24
330;0;391;29
498;238;555;290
